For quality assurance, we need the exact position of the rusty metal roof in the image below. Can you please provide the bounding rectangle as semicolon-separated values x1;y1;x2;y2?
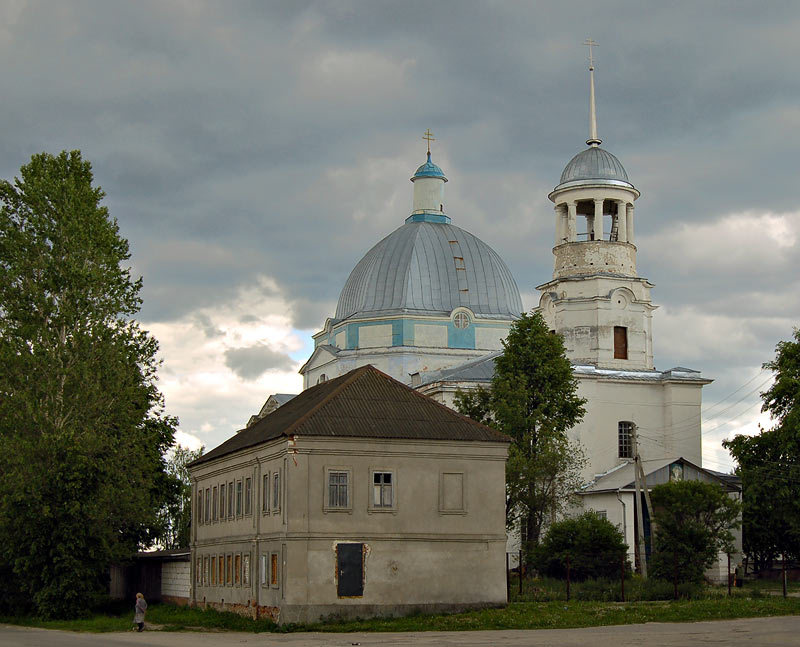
192;365;509;467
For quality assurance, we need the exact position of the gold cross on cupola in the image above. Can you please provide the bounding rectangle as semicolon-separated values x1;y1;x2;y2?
423;129;435;155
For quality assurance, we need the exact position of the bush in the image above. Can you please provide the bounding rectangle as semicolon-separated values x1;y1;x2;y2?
533;511;629;581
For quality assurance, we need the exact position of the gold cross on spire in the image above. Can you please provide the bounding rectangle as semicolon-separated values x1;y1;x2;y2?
422;128;435;155
584;38;598;70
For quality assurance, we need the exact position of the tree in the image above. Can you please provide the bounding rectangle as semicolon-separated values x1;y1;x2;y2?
158;445;204;549
533;511;628;581
723;329;800;570
0;151;178;617
455;311;586;562
649;480;740;584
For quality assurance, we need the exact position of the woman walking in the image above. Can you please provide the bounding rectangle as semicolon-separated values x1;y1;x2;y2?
133;592;147;632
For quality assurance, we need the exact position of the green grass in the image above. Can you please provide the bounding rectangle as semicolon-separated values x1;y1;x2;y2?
1;589;798;634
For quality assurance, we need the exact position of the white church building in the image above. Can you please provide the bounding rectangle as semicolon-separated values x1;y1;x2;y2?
294;60;741;574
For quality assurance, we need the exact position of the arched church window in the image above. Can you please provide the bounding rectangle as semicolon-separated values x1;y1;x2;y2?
618;421;633;459
317;374;327;385
453;312;470;329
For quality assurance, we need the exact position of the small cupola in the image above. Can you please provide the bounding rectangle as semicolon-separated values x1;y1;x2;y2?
408;129;449;223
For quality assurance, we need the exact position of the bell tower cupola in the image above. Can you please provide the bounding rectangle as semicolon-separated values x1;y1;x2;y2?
548;39;640;279
538;41;656;371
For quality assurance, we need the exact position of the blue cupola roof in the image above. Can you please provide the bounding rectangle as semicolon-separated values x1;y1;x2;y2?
411;152;447;182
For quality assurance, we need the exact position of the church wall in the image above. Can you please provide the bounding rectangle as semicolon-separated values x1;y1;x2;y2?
415;323;448;347
358;323;393;348
474;326;505;350
335;330;345;348
572;377;704;481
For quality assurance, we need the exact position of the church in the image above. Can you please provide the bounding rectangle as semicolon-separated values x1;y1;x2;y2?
295;59;734;568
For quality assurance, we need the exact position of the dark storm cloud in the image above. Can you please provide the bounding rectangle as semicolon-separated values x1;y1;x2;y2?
223;345;296;381
3;0;799;456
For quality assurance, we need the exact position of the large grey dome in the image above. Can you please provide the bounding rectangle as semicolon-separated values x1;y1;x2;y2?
556;146;633;190
336;221;523;321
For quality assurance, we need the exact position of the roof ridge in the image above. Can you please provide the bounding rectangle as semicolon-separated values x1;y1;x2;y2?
284;366;374;436
368;365;509;441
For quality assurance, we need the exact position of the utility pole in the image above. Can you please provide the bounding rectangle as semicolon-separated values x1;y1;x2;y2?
632;423;647;578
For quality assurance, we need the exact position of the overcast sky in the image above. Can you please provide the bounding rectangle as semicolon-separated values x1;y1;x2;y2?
3;1;798;472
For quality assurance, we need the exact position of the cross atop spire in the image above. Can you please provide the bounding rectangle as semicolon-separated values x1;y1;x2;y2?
423;128;435;156
584;39;602;147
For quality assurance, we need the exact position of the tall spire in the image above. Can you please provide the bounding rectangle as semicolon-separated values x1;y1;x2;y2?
584;38;602;147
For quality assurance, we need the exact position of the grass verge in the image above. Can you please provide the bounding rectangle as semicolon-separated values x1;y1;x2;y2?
1;592;798;634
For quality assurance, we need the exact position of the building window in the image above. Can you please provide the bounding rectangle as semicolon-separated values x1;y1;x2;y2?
197;489;203;525
220;483;226;520
372;471;393;508
328;470;350;509
270;553;279;587
614;326;628;359
226;554;232;585
218;554;224;586
205;487;210;522
203;556;209;585
228;481;234;518
261;554;268;587
245;477;252;515
317;373;327;384
262;473;270;513
595;510;608;520
243;554;250;586
212;486;218;521
236;480;243;516
234;554;241;586
196;558;202;584
618;421;634;459
439;471;466;514
272;472;280;510
211;556;217;585
453;312;470;329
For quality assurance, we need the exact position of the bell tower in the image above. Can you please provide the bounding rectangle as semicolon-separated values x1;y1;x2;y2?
538;43;656;370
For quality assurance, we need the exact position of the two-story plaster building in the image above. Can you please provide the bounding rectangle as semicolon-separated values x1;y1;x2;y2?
189;366;509;624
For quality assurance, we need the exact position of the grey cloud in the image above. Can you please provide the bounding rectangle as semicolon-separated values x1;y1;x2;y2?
193;313;224;339
223;345;296;381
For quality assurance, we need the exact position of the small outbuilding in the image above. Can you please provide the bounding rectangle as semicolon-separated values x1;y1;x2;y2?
188;365;510;624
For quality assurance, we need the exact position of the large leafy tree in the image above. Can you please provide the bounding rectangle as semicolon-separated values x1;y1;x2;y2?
649;480;740;584
723;329;800;570
456;311;586;562
0;151;178;617
158;445;204;549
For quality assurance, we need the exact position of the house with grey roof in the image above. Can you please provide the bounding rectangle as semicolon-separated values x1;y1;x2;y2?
188;365;510;624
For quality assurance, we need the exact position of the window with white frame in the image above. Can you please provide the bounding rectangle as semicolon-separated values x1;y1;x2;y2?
618;421;634;459
372;471;393;508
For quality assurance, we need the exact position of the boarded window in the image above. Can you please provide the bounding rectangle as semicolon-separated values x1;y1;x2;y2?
440;472;465;513
234;554;241;586
211;556;217;585
218;554;224;586
618;421;634;459
243;554;250;586
270;553;279;587
203;557;209;585
196;558;202;584
614;326;628;359
226;554;232;585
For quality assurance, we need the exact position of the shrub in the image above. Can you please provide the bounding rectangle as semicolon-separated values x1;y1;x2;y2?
533;511;629;581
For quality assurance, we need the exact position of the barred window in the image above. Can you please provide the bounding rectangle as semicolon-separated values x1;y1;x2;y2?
618;421;634;459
